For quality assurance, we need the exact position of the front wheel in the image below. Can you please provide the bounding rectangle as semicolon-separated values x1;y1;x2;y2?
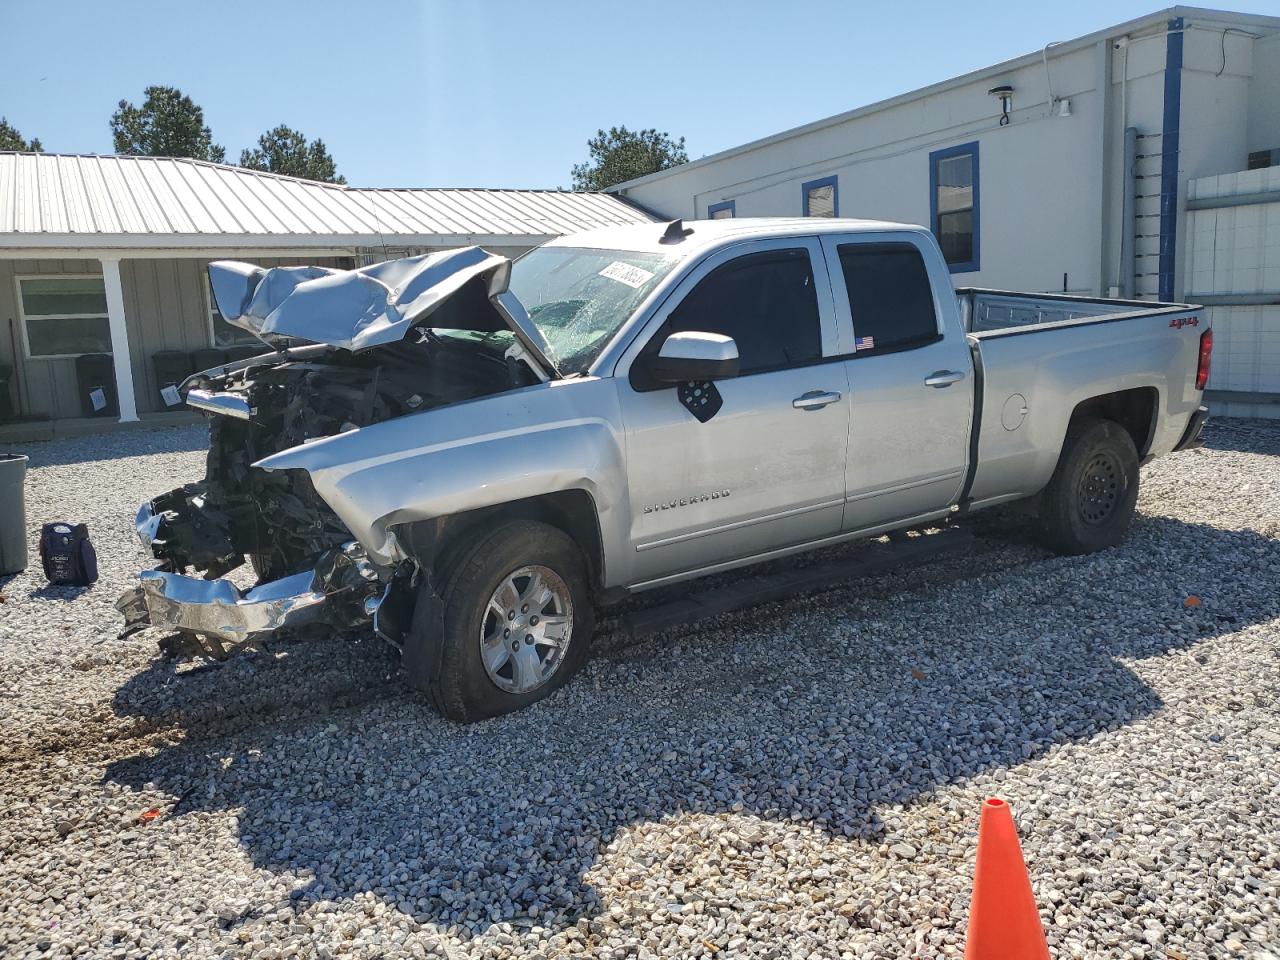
1038;418;1140;555
426;520;594;722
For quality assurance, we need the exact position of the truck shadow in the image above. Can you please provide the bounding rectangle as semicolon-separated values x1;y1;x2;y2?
104;512;1279;941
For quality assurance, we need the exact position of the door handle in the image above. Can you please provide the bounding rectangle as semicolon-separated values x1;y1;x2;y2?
924;370;965;388
793;390;842;411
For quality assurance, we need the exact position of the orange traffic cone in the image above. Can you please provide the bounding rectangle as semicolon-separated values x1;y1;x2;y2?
964;797;1050;959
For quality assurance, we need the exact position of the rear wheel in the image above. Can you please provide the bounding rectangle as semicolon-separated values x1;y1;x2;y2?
1038;418;1140;555
427;520;594;722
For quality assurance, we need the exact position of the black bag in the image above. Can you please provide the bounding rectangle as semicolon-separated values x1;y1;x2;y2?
39;522;99;586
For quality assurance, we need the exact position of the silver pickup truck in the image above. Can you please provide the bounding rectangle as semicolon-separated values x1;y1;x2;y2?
118;217;1211;720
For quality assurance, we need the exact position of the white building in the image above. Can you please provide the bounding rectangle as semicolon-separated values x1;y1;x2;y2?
615;6;1280;417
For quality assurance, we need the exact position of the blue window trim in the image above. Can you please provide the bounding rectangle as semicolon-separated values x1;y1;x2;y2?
929;141;981;274
1158;17;1184;302
707;199;736;218
801;175;839;217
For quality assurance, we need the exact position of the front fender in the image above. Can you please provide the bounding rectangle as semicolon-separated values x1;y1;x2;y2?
254;379;629;570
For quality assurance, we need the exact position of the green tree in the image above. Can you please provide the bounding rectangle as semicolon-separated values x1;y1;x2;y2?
0;118;42;152
238;125;345;183
110;85;225;162
571;126;688;191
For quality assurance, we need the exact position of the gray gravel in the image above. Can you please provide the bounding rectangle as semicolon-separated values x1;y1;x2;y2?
1;419;1279;959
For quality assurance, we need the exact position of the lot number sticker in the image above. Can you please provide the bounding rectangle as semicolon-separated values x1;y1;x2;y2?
598;261;655;289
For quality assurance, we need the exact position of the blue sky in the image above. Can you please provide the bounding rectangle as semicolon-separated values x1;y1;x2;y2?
4;1;1276;189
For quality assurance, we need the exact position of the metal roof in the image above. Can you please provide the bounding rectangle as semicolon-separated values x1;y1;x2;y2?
0;152;655;250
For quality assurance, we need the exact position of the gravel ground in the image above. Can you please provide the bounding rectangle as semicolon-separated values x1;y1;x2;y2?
1;419;1278;959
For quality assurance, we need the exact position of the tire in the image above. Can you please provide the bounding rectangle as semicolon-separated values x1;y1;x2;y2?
248;552;274;582
426;520;595;722
1038;418;1140;555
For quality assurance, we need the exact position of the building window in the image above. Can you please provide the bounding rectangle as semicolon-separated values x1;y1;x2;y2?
18;276;112;358
207;277;259;347
930;141;980;273
802;176;838;218
1248;148;1278;170
707;200;736;219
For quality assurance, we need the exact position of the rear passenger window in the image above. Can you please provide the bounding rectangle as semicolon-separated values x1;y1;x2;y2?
837;244;940;356
667;248;822;374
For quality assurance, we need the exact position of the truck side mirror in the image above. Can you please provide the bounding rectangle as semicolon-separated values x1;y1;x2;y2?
649;331;740;383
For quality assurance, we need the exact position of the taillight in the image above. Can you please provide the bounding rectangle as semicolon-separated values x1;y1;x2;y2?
1195;328;1213;390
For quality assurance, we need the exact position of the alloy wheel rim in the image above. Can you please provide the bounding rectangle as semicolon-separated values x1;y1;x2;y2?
479;564;573;694
1077;452;1122;524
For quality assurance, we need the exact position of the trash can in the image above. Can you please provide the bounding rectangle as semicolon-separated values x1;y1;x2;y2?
152;351;194;409
0;453;27;575
0;364;13;421
190;347;228;373
74;354;118;418
224;345;265;364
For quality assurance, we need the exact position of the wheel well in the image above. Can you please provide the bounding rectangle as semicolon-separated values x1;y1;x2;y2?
398;490;605;590
1069;387;1158;456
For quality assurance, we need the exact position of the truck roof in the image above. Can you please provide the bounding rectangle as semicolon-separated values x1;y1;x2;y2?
544;216;931;256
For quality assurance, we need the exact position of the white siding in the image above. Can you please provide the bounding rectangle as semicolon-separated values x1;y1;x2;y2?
1248;33;1280;154
1187;167;1280;419
618;12;1278;307
622;40;1117;296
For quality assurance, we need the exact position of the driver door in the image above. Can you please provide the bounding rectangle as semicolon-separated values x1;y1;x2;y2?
615;238;850;586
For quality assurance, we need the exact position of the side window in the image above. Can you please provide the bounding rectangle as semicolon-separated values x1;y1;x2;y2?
666;248;822;375
837;243;940;357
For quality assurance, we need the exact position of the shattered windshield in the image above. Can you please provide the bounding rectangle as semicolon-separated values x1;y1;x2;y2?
508;247;679;374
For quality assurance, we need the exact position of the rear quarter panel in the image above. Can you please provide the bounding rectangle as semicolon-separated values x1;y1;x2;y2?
968;308;1206;505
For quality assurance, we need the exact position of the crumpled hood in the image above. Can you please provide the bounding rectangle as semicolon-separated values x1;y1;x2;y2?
208;247;557;373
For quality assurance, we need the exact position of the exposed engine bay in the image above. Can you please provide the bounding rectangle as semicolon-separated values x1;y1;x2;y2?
154;332;533;581
117;248;546;659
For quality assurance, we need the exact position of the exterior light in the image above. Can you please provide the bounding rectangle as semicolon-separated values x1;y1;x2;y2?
988;84;1014;126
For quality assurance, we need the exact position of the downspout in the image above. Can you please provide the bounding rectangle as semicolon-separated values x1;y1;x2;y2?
1158;17;1184;303
6;319;28;418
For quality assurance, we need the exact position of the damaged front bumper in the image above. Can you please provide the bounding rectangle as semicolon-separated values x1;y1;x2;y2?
120;569;328;645
121;498;390;650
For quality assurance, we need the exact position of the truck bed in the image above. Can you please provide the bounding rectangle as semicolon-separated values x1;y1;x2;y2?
957;288;1198;334
955;288;1206;511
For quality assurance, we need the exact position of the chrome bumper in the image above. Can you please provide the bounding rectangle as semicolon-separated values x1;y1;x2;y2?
185;387;253;420
135;501;163;548
136;569;327;644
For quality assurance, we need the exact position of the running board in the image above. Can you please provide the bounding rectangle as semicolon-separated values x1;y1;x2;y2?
616;527;974;640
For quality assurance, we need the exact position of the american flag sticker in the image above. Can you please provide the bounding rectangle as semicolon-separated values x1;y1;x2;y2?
855;335;875;351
